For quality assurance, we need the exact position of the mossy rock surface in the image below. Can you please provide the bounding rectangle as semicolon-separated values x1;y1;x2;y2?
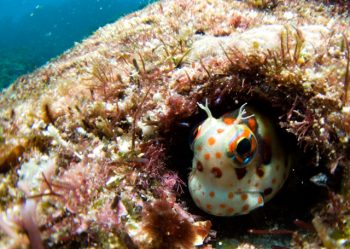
0;0;350;248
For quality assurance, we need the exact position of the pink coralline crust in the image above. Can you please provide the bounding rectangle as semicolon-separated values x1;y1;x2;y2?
0;0;350;248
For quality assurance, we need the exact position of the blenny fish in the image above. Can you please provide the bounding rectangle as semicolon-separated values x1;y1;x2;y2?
188;102;290;216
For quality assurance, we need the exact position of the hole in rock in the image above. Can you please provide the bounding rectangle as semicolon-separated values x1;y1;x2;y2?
162;98;333;245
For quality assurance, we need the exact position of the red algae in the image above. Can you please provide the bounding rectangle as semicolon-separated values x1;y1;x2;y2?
0;0;350;248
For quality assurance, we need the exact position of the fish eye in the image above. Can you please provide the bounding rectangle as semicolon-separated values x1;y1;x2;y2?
227;129;257;166
236;138;251;156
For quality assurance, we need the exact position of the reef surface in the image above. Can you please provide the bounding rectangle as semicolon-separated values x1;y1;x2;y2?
0;0;350;248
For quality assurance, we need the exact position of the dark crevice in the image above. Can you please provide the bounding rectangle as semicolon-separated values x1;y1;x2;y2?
161;98;332;246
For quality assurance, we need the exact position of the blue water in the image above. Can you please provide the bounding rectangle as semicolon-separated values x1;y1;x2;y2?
0;0;156;89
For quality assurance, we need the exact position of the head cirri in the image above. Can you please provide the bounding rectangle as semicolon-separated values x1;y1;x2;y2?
188;101;291;216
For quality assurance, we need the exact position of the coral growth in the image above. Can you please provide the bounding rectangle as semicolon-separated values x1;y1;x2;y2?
0;0;350;248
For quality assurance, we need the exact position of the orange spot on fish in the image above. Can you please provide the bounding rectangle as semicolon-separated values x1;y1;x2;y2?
224;117;235;125
217;128;224;133
228;192;234;199
241;193;248;201
256;167;264;178
241;128;250;139
248;118;256;132
211;167;222;178
242;204;249;212
204;153;210;160
196;161;203;171
219;203;226;208
209;191;215;198
250;135;257;153
272;178;277;184
215;152;222;158
206;204;212;210
208;137;216;146
196;145;202;152
228;140;237;155
258;196;263;205
227;207;235;213
235;168;247;180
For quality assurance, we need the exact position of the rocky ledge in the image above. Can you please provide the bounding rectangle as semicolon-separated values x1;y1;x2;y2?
0;0;350;248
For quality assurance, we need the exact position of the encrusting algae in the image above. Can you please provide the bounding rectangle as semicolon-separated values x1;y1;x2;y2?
0;0;350;248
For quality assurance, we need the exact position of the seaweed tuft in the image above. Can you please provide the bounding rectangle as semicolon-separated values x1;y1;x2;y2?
142;200;196;249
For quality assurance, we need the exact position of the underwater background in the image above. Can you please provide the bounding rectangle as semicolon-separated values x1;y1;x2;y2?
0;0;156;90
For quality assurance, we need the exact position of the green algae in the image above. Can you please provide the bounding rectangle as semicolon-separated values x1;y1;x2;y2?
0;0;350;248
